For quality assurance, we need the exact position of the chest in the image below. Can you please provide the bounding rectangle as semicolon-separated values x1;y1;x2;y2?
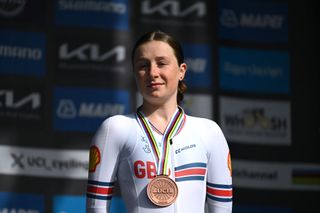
128;129;208;180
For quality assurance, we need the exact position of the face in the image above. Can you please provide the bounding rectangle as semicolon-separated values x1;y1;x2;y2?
133;40;186;106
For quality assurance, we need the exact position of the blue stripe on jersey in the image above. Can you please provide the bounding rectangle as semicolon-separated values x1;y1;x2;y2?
175;162;207;170
207;182;232;189
88;180;114;186
207;181;232;203
207;194;232;202
87;193;112;200
176;176;205;182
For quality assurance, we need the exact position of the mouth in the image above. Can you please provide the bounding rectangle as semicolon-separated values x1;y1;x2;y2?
147;82;164;88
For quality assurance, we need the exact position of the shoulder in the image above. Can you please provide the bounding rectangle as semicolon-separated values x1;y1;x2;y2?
98;113;136;132
97;114;135;136
186;115;222;134
103;114;136;125
186;115;227;149
91;113;136;146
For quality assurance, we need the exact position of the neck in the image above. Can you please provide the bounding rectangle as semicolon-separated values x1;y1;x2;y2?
140;101;178;134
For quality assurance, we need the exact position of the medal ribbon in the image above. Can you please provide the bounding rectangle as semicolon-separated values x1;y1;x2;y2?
137;107;185;176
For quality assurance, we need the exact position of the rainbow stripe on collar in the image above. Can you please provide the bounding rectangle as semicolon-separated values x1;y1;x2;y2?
136;107;185;175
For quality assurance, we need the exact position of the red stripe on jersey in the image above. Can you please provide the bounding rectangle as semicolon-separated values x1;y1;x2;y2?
207;187;232;197
175;168;206;177
87;186;113;195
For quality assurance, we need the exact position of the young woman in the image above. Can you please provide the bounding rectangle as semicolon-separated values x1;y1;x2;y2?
86;31;233;213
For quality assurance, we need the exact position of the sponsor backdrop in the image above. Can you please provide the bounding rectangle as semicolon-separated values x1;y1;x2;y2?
0;0;318;212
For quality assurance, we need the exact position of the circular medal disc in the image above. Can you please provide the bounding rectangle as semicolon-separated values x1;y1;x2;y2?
147;175;178;207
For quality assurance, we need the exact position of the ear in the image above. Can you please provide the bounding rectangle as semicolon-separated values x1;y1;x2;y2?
179;63;187;80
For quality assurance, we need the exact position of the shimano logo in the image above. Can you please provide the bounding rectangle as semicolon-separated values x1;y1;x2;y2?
56;99;125;119
141;0;206;17
0;0;26;17
0;45;42;60
220;9;284;29
58;0;126;14
59;43;126;62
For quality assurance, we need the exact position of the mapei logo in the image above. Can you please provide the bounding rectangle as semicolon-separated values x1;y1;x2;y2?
0;90;41;110
218;0;288;43
56;99;125;119
53;87;130;132
220;9;285;30
56;99;77;119
141;0;206;18
59;43;126;62
0;0;26;17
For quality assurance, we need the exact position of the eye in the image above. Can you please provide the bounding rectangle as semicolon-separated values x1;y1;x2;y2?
157;60;167;67
136;60;149;70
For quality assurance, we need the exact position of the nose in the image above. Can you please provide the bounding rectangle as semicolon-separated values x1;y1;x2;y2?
149;63;159;78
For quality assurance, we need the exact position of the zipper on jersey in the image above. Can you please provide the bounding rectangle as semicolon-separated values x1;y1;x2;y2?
170;138;179;213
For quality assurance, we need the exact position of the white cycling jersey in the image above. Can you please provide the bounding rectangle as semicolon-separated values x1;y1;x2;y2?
87;108;233;213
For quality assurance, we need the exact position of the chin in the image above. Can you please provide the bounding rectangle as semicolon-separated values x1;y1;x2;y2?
144;95;164;105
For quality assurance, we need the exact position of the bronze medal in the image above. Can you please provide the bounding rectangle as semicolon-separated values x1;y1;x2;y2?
137;108;184;207
147;175;178;207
